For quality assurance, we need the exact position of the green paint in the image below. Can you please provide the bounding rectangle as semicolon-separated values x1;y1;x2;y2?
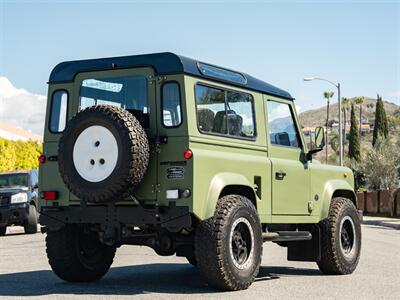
39;65;356;225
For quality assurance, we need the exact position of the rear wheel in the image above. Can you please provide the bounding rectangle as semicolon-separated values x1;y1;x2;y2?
24;204;38;234
317;197;361;275
195;195;262;291
0;226;6;236
46;225;116;282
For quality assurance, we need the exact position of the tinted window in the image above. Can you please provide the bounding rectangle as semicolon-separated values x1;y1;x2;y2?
0;173;29;188
80;76;148;127
267;101;301;148
162;83;182;127
198;63;247;85
195;84;255;138
49;90;68;132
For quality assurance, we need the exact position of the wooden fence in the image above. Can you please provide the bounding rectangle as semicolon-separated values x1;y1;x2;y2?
357;189;400;216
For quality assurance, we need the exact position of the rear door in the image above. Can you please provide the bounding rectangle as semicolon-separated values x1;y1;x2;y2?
264;98;311;215
155;76;191;206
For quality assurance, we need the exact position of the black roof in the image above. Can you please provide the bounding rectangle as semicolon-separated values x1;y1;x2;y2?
49;52;293;99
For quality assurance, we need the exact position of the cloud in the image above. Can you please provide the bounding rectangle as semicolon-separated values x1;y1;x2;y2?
0;77;46;136
388;90;400;98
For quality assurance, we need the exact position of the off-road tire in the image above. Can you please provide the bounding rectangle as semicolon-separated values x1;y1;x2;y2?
317;197;361;275
186;254;197;266
46;225;116;282
0;226;6;236
195;195;262;291
24;204;38;234
58;105;149;203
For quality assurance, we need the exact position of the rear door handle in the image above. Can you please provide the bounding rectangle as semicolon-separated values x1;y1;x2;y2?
275;171;286;180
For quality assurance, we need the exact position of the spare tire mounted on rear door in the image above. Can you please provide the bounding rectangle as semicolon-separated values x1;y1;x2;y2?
58;105;149;203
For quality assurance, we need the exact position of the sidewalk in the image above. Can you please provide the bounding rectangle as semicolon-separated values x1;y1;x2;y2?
362;215;400;230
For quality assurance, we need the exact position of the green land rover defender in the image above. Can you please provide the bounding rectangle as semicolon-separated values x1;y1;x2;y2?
39;52;362;291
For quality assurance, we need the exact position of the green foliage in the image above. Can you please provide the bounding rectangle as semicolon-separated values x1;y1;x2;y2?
323;91;334;100
348;104;361;161
355;139;400;215
0;138;42;172
372;94;388;146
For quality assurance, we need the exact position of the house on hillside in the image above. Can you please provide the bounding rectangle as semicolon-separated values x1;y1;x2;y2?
0;122;43;142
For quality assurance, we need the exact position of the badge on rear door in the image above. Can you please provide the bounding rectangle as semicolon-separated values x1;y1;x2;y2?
166;166;185;180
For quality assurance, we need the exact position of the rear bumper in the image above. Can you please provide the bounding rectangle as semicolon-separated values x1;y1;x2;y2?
39;202;191;231
0;203;29;226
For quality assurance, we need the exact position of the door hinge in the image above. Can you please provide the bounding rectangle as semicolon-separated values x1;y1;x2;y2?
156;76;167;84
308;201;314;213
148;75;156;85
152;183;161;194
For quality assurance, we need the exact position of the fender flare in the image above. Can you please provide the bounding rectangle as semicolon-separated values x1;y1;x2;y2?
318;179;357;220
201;172;255;220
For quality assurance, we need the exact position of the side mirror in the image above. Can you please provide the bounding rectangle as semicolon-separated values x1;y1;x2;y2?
307;126;325;160
314;126;325;149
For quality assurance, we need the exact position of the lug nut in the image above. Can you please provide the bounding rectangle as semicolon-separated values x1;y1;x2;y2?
95;141;100;147
99;158;105;165
90;159;95;165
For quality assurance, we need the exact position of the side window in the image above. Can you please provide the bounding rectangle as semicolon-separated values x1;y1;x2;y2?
195;84;255;138
162;82;182;127
267;101;301;148
49;90;68;133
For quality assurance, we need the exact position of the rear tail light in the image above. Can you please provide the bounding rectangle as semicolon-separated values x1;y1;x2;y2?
42;191;58;201
184;149;193;159
38;154;46;164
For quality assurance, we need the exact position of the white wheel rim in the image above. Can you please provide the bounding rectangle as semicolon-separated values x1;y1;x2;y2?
229;217;255;270
73;125;119;182
339;215;356;258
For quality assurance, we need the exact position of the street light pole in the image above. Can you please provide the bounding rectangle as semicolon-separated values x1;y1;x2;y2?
337;83;343;167
304;77;344;166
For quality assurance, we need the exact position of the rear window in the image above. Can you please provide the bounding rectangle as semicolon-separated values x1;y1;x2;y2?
162;82;182;127
79;75;148;127
49;90;68;133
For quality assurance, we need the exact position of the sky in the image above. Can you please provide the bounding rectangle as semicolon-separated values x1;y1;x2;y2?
0;0;399;134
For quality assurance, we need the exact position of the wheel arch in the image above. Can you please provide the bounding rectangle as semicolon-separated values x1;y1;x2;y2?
319;179;357;221
199;172;257;220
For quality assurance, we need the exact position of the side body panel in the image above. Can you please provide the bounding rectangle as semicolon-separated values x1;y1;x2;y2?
184;76;272;223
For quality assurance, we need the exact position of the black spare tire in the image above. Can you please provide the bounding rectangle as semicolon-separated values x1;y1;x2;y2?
58;105;149;203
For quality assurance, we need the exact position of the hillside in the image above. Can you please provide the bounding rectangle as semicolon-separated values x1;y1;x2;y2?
298;97;400;128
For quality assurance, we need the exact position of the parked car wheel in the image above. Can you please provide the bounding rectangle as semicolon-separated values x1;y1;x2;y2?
58;105;149;203
46;225;116;282
317;197;362;275
195;195;262;291
0;226;6;236
24;204;38;234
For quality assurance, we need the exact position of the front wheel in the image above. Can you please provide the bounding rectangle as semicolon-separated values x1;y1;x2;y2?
46;225;116;282
195;195;262;291
317;197;362;275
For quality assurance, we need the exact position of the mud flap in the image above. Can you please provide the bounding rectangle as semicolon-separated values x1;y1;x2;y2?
287;226;321;262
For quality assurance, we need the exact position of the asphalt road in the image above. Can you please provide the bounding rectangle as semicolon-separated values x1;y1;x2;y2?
0;218;399;300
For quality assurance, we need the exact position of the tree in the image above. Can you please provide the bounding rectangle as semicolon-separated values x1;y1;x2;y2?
341;97;350;149
0;138;42;172
0;139;16;172
323;91;334;163
354;96;364;134
357;139;400;216
348;104;361;161
372;94;389;146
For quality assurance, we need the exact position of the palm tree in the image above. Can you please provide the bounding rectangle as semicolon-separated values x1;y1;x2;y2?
355;96;364;135
323;91;334;163
341;97;350;146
